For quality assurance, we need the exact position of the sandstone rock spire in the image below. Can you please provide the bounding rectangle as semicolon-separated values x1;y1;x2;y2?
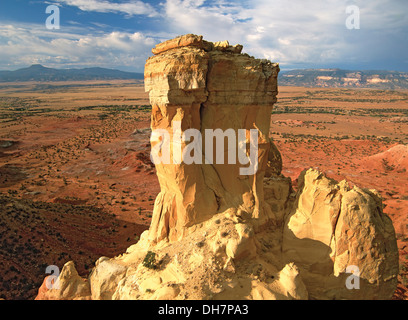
144;34;280;243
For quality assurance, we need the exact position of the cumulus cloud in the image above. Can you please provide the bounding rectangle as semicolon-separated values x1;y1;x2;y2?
161;0;408;70
0;23;156;71
55;0;158;17
162;0;249;43
160;0;348;66
0;0;406;71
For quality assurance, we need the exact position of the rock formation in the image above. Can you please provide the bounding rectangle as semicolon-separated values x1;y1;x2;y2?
36;34;399;300
282;169;399;299
144;34;279;243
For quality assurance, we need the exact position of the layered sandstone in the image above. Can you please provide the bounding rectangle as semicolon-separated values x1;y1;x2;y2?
36;34;399;300
144;34;280;243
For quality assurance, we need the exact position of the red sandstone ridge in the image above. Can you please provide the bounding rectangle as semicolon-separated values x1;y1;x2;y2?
35;34;399;300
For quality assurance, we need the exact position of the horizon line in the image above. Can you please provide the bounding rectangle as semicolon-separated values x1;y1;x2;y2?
1;64;407;74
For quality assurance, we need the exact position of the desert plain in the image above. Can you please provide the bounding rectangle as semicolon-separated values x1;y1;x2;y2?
0;80;407;300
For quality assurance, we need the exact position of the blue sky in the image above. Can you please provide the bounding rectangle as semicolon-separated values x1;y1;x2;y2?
0;0;407;72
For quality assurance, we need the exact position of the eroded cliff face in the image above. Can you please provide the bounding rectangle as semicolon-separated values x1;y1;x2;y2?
35;34;399;301
144;34;280;243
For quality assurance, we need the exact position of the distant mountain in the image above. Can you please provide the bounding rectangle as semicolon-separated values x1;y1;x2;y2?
0;64;144;82
4;65;407;89
278;69;408;89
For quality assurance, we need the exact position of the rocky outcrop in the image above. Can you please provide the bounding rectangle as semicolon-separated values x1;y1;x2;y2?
35;34;399;300
282;169;399;299
35;261;90;300
144;34;279;243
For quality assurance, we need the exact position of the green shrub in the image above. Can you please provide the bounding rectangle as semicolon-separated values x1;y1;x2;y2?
142;251;158;270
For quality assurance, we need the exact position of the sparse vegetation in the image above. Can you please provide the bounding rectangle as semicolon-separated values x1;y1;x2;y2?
142;251;159;270
0;82;406;300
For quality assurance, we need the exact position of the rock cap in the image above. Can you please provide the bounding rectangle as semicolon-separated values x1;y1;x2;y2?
151;34;244;55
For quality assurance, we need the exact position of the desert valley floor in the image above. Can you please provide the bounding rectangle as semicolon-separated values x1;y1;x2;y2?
0;80;407;300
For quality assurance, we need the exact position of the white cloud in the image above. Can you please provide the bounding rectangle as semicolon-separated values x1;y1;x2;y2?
0;0;407;71
0;23;156;71
55;0;158;17
161;0;408;70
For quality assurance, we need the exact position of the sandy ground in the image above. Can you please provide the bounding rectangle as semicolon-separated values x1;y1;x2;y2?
0;82;406;299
